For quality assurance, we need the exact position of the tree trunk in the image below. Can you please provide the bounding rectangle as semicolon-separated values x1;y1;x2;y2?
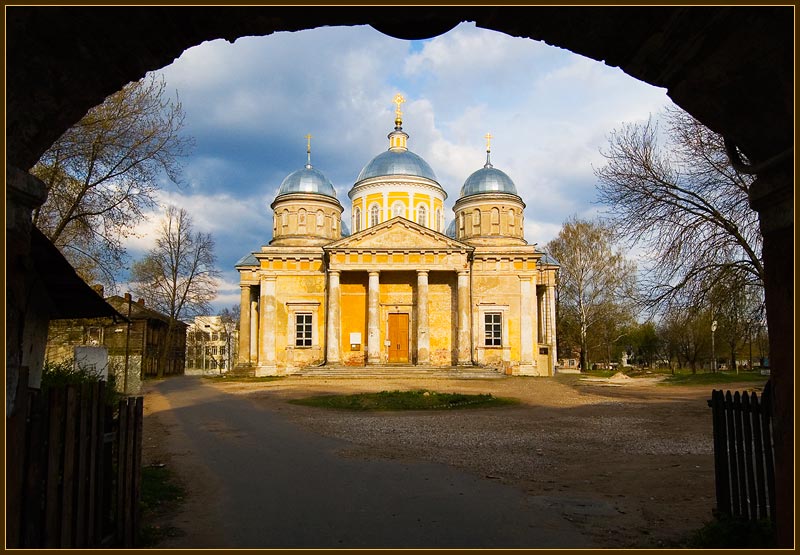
579;324;588;372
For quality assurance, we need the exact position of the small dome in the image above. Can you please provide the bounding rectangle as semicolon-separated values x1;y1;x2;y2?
356;150;439;184
277;165;337;198
445;219;457;239
460;166;518;198
340;220;351;238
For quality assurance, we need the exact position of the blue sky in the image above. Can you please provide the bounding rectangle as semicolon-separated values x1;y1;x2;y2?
122;22;672;314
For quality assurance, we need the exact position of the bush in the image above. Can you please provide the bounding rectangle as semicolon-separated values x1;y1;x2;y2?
41;358;124;406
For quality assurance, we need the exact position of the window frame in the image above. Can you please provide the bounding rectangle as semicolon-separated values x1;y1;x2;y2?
295;312;313;348
484;312;503;347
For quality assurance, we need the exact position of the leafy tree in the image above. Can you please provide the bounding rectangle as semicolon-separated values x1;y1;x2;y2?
31;74;192;289
659;303;712;374
595;106;762;313
625;321;662;368
130;206;219;377
546;217;637;371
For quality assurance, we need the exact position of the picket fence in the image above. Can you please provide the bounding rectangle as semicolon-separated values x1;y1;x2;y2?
6;369;143;548
707;381;775;522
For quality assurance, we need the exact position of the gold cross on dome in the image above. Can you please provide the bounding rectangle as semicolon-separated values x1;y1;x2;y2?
394;93;405;119
305;133;312;152
485;132;493;151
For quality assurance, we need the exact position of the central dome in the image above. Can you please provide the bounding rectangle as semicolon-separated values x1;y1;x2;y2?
356;149;438;183
277;165;337;198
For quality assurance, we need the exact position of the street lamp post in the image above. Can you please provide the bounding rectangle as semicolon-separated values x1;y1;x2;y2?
711;320;718;373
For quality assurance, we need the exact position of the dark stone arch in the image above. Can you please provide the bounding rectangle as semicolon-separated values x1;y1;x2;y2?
5;6;793;547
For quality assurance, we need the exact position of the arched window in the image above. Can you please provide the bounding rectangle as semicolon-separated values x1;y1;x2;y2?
281;210;289;227
316;209;325;227
417;205;427;227
472;209;481;233
491;207;500;234
459;212;465;231
508;208;515;231
369;204;380;227
436;208;442;232
298;208;307;226
354;207;361;232
392;202;405;218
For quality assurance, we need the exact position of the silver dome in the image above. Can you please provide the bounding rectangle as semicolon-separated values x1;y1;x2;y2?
277;165;337;198
460;166;518;198
445;219;457;239
356;150;439;184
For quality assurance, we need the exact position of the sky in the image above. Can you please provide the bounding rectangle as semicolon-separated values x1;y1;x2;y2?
122;22;672;314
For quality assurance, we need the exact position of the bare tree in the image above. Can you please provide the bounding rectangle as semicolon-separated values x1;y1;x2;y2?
218;305;240;371
31;74;192;289
595;106;762;312
130;206;219;377
546;217;637;371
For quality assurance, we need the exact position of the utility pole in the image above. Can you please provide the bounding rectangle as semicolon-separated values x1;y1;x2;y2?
124;292;132;393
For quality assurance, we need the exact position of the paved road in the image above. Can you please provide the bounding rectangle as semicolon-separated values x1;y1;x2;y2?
147;376;593;548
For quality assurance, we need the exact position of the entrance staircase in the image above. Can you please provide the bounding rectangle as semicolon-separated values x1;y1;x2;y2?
292;365;506;379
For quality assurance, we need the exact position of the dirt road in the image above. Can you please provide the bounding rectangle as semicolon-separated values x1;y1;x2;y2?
143;375;592;548
142;373;767;548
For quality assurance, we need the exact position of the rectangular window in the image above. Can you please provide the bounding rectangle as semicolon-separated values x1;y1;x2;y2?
296;313;313;347
485;313;502;346
220;346;225;356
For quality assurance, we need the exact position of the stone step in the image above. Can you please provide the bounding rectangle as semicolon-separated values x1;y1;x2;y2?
292;366;506;379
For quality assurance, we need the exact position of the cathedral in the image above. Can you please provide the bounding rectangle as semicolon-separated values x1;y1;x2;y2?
235;96;558;376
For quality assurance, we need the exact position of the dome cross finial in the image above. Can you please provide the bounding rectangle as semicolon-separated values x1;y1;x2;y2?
484;132;493;168
394;93;405;127
305;133;313;167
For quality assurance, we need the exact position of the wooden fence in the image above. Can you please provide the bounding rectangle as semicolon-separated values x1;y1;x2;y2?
707;381;775;523
6;368;143;548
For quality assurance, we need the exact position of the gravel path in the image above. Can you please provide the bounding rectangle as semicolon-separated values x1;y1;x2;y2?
142;373;767;548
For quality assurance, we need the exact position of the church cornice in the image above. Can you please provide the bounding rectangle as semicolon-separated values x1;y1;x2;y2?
348;176;447;200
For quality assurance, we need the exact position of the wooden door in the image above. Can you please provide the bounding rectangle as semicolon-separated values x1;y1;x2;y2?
388;313;409;363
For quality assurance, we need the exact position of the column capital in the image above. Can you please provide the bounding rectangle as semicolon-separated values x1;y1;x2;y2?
457;270;470;277
368;270;381;277
328;269;341;277
261;275;277;282
417;269;429;277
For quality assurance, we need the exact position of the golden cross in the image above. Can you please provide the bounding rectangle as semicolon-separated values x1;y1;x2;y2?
394;93;405;119
485;132;493;151
305;133;312;152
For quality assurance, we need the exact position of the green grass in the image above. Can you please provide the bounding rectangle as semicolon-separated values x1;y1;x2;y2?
202;374;284;383
659;370;769;386
289;389;519;411
138;465;186;547
683;515;775;548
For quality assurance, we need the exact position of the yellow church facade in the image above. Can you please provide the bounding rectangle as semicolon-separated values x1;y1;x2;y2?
236;97;558;376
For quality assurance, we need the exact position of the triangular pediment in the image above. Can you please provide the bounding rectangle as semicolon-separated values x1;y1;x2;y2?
325;217;471;251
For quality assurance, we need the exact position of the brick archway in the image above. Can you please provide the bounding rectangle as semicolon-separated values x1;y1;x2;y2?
6;7;792;546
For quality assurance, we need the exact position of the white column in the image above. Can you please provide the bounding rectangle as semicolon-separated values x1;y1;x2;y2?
250;299;258;363
258;276;277;371
531;274;539;345
416;270;430;365
456;271;471;365
547;283;557;351
367;271;381;365
519;276;533;365
326;270;341;364
238;285;251;365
